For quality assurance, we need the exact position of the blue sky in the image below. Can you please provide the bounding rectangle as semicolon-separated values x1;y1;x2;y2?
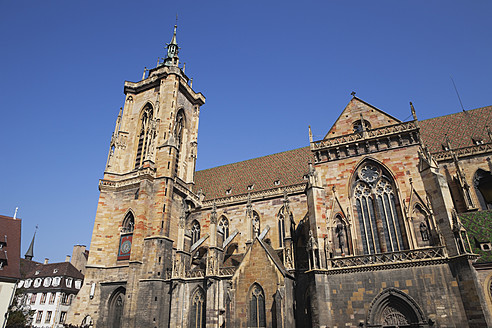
1;1;491;263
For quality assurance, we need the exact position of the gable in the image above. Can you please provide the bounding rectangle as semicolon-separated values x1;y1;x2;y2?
324;97;402;139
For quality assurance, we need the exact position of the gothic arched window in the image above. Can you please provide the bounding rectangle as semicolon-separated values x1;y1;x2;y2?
108;288;125;328
249;284;266;328
353;119;371;133
122;212;135;233
174;110;185;175
218;216;229;239
135;104;154;169
353;162;405;254
189;288;205;328
191;220;201;245
118;212;134;260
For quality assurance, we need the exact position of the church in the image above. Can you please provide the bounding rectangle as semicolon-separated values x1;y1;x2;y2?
66;25;492;328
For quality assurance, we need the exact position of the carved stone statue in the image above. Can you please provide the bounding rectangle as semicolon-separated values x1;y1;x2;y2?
336;221;346;254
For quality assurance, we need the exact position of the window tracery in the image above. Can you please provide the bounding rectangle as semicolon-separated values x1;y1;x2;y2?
174;110;185;176
218;216;229;239
353;119;371;133
189;288;205;328
191;220;201;245
249;284;266;328
135;104;154;169
353;162;405;254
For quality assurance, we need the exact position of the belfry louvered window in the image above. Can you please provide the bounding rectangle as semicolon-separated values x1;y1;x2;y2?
135;104;153;169
353;163;405;254
249;284;266;328
174;110;185;176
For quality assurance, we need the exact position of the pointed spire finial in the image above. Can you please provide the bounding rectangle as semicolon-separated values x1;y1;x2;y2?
25;226;38;261
164;23;180;66
410;102;417;121
309;125;313;143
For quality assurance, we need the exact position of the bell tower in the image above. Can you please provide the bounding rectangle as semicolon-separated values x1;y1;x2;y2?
67;25;205;328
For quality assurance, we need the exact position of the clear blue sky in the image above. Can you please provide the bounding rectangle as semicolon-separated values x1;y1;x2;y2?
1;1;491;263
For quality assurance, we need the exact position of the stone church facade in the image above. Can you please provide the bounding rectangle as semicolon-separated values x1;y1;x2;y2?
67;26;492;328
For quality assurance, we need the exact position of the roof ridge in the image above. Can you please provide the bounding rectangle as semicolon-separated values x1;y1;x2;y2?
196;146;310;173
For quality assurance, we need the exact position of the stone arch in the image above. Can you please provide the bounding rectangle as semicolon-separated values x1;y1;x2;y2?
189;286;205;328
218;215;230;240
107;287;126;328
81;315;93;328
484;272;492;314
350;158;408;254
474;168;492;210
248;283;266;328
412;203;432;247
190;220;201;245
134;102;154;168
367;288;426;327
121;209;135;233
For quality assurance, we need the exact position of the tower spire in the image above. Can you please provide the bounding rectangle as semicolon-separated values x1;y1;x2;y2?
25;225;38;261
164;24;180;67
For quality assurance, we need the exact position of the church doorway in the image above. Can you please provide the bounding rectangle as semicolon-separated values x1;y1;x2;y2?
366;288;426;328
108;287;125;328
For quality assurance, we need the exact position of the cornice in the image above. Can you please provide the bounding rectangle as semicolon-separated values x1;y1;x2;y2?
432;142;492;161
200;183;306;208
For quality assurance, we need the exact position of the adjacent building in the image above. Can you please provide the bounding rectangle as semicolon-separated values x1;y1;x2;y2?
0;215;21;328
17;259;84;328
66;25;492;327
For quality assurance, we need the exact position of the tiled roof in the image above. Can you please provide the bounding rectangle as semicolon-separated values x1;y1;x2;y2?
20;258;42;279
419;106;492;153
23;261;84;280
195;147;313;201
195;106;492;201
459;210;492;263
0;215;21;279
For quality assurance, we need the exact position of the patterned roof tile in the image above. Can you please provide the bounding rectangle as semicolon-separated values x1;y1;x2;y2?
195;105;492;201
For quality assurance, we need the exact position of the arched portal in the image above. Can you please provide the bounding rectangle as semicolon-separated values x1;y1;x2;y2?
474;169;492;209
367;288;426;327
108;287;125;328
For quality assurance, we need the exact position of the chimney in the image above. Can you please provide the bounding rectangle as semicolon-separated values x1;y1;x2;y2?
65;255;71;262
44;258;49;264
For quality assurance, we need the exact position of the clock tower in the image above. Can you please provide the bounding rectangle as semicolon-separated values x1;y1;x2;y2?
67;25;205;328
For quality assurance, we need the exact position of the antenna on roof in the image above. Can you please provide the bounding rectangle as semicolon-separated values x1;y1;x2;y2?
13;207;18;219
450;76;465;112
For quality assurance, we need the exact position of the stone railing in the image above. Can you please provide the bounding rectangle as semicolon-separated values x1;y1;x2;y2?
202;183;306;207
328;246;446;270
165;267;236;280
218;267;236;276
311;121;418;151
186;270;205;278
432;143;492;161
99;167;156;190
